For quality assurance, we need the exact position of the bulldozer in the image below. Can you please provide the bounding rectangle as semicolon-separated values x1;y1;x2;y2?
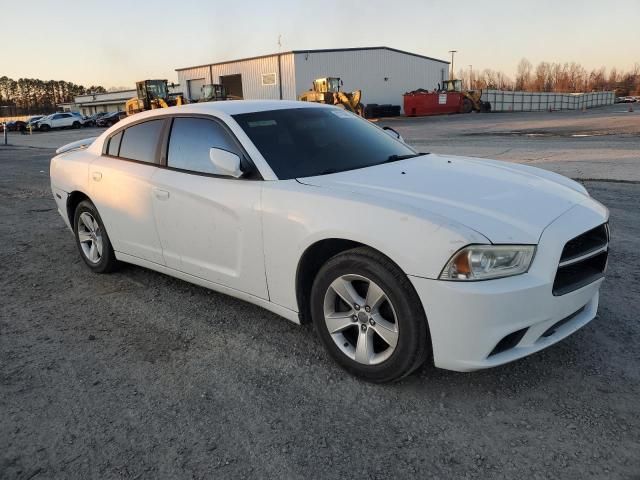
125;79;185;116
441;79;491;113
298;77;364;116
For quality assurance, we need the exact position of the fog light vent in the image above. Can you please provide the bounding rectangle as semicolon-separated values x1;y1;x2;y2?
489;328;528;357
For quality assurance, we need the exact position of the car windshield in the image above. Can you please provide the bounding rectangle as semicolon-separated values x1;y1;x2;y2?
232;107;416;179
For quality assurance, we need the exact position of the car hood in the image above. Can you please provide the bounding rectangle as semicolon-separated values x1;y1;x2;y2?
297;154;591;244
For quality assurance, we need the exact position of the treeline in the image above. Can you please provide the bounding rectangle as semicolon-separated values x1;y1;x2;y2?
461;59;640;95
0;76;107;115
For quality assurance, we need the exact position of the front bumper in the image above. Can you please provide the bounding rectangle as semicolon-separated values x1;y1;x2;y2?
410;201;608;372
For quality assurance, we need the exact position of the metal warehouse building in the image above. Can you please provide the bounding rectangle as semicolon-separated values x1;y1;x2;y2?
176;47;449;111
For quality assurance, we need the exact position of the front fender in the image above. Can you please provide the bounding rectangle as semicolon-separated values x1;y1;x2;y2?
262;180;487;312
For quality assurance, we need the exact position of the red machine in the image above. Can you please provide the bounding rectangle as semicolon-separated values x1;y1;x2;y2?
403;91;465;117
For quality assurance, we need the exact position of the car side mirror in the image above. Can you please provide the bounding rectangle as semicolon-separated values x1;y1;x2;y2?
209;148;243;178
383;126;405;143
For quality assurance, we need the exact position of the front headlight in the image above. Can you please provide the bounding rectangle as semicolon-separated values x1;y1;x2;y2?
440;245;536;281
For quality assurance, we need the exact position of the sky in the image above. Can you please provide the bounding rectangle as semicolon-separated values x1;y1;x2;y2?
1;0;638;89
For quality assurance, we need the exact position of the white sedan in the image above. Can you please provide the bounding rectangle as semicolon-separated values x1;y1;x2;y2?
50;101;609;382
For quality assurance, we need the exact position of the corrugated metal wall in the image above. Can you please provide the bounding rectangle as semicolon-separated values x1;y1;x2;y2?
482;90;615;112
293;50;448;111
177;54;296;101
177;49;448;110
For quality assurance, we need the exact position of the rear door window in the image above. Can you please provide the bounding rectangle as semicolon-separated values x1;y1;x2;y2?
107;131;123;156
118;120;164;163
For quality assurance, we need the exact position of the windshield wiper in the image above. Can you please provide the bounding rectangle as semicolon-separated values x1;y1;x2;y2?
383;152;428;163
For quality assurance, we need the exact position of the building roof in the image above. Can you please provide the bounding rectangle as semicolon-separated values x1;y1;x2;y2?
74;85;183;105
175;46;449;71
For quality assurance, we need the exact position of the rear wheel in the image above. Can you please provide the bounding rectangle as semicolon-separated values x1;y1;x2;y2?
73;200;118;273
310;247;430;383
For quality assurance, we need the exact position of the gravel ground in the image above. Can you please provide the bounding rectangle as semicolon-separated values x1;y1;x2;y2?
379;103;640;182
1;111;639;479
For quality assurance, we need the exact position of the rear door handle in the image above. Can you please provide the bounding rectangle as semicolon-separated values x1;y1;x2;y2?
153;188;170;200
92;171;102;181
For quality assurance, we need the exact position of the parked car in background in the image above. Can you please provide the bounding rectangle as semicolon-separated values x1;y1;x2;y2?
37;112;83;131
83;112;108;127
26;116;45;131
96;111;127;127
13;121;28;132
50;101;609;382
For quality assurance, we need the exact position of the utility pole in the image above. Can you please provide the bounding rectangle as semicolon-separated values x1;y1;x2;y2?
448;50;457;79
469;64;473;89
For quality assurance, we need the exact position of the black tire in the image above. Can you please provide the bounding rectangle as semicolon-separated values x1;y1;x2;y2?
310;247;430;383
73;200;118;273
462;98;473;113
39;124;51;132
72;121;81;129
481;101;492;113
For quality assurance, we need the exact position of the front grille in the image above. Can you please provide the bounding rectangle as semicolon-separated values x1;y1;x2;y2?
560;224;609;263
553;223;608;296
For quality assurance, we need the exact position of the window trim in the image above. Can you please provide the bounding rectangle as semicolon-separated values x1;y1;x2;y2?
101;117;169;166
161;114;262;180
101;113;262;180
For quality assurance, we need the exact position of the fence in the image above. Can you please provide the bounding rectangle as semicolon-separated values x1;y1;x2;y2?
481;90;615;112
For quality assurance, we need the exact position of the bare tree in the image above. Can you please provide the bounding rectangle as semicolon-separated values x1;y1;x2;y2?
515;58;532;90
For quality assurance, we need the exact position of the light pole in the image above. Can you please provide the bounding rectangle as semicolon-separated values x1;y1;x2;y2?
448;50;457;80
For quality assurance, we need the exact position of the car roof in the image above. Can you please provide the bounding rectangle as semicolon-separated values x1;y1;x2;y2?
88;100;335;157
120;100;328;123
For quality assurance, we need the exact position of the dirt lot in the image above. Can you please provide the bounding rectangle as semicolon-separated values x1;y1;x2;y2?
1;109;639;479
380;103;640;182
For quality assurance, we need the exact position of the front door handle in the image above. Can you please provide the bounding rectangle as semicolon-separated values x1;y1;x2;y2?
153;188;170;200
92;171;102;182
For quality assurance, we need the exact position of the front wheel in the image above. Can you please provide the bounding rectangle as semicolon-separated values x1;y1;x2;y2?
72;121;81;129
39;124;51;132
310;247;430;382
73;200;118;273
462;98;473;113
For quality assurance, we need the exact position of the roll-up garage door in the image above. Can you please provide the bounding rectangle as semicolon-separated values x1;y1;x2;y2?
187;78;206;101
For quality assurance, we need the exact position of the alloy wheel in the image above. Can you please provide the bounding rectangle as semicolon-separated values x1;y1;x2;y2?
77;212;103;264
323;274;399;365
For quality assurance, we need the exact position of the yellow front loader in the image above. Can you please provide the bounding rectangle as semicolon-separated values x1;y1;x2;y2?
441;79;491;113
126;79;185;116
298;77;364;116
